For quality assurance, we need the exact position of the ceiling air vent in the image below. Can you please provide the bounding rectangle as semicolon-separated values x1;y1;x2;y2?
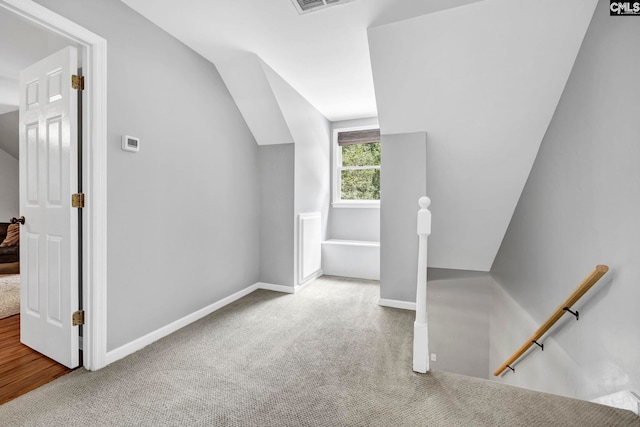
291;0;355;14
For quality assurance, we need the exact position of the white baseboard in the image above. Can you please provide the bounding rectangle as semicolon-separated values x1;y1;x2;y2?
256;282;295;294
378;298;416;311
296;269;323;292
104;276;323;367
105;283;259;365
258;271;322;294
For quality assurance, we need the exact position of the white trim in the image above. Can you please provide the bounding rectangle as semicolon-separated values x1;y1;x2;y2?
414;196;431;373
322;239;380;247
105;281;302;364
85;30;108;372
256;282;295;294
0;0;108;371
257;274;322;294
332;200;380;209
106;283;260;365
340;165;379;171
413;321;429;373
378;298;416;311
295;269;322;292
298;212;322;284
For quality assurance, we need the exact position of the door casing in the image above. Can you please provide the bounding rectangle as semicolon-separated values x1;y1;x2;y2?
0;0;108;371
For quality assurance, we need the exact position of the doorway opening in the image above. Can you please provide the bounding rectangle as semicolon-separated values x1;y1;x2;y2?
0;0;108;387
0;9;78;405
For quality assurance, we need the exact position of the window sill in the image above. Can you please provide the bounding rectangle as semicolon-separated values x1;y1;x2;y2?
332;200;380;209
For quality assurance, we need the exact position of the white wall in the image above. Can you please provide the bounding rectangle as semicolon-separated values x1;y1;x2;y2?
380;132;426;302
428;269;492;379
35;0;262;352
0;110;18;221
259;144;294;286
0;110;18;159
0;147;18;221
262;63;331;286
328;117;380;242
368;0;597;271
218;55;331;289
491;0;640;401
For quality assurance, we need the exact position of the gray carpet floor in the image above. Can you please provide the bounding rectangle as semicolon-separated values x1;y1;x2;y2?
0;276;637;426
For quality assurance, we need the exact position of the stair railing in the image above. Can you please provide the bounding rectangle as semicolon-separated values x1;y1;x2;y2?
494;265;609;376
413;196;431;373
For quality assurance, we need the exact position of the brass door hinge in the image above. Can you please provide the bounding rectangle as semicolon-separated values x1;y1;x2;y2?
72;193;85;208
72;310;85;326
72;74;84;91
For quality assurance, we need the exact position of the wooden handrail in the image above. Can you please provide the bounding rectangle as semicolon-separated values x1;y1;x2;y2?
493;265;609;376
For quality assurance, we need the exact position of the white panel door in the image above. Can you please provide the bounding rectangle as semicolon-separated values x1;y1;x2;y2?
19;46;79;369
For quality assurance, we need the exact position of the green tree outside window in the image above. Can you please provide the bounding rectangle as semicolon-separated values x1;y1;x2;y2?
339;142;380;200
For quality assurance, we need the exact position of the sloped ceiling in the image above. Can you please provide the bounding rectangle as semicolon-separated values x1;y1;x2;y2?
121;0;484;121
368;0;598;271
216;54;294;146
124;0;599;272
217;53;329;148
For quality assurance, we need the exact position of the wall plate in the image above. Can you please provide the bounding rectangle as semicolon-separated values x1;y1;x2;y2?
122;135;140;152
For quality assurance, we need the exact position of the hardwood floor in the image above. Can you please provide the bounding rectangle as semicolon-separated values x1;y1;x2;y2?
0;314;72;405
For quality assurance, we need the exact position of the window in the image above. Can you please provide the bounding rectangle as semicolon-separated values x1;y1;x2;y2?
333;127;381;208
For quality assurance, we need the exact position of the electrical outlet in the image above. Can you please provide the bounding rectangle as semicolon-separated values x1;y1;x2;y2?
430;353;437;362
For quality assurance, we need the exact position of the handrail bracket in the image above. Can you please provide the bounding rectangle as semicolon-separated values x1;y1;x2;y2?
563;307;579;320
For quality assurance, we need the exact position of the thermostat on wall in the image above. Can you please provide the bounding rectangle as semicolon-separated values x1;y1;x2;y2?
122;135;140;152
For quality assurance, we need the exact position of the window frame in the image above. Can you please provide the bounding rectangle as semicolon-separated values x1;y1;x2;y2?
332;125;381;209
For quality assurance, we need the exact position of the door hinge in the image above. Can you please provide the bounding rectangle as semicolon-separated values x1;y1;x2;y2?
72;74;84;91
71;193;85;208
72;310;85;326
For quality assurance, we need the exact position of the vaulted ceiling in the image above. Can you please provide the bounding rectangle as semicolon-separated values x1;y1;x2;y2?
127;0;596;271
121;0;484;121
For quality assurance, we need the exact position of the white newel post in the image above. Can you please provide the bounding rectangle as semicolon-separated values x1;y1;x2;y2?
413;196;431;373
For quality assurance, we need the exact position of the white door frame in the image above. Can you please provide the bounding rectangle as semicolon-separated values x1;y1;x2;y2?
0;0;108;370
